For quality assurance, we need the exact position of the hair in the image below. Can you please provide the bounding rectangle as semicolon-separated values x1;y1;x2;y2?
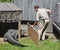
34;5;39;8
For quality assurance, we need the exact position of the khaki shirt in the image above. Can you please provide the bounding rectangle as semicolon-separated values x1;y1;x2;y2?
36;8;51;21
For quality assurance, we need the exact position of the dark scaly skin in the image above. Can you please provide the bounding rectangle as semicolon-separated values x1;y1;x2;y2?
4;29;27;47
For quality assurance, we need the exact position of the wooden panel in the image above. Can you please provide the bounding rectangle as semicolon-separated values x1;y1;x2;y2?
28;23;39;46
28;0;33;20
14;0;60;32
0;3;22;11
14;0;59;21
23;0;29;20
14;0;23;20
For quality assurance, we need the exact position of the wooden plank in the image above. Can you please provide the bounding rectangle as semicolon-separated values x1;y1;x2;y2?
18;20;21;40
0;3;22;11
28;23;39;46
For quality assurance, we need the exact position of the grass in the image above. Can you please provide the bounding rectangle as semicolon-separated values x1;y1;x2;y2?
0;0;13;2
0;37;60;50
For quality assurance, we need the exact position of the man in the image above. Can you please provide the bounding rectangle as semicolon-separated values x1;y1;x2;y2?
33;5;51;40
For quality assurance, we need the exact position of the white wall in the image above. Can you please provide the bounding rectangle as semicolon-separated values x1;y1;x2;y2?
14;0;60;32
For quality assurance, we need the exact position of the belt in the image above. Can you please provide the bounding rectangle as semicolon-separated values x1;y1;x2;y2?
44;18;49;20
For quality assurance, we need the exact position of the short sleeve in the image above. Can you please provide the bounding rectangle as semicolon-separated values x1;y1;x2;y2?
36;12;39;21
46;9;51;12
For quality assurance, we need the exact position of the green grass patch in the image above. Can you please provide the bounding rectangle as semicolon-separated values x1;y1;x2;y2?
0;37;60;50
0;0;13;2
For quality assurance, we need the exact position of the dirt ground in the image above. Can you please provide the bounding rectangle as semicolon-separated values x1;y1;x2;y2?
0;38;4;43
0;32;58;43
46;32;58;41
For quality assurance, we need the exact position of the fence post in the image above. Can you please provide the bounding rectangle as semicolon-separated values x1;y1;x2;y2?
18;20;21;40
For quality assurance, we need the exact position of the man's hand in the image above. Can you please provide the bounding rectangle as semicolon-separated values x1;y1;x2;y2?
32;21;38;27
31;25;34;27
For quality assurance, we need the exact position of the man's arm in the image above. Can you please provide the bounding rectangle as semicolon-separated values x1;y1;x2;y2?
46;9;51;16
47;11;51;16
33;21;38;27
32;12;39;27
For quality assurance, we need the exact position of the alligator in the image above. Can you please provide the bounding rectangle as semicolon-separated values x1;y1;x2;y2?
4;29;27;47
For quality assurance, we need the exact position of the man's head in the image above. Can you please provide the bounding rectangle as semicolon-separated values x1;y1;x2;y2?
34;5;39;12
